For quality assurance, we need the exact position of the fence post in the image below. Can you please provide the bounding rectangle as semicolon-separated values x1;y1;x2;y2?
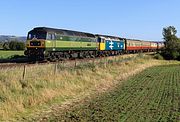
20;65;27;88
75;59;77;67
63;61;65;67
22;65;26;80
93;58;95;65
114;56;116;64
54;63;57;75
105;59;107;68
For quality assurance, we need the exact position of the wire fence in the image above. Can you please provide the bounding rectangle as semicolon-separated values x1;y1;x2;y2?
22;54;143;79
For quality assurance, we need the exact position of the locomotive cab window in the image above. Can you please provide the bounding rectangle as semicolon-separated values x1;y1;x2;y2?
97;37;105;43
102;39;105;43
27;31;47;40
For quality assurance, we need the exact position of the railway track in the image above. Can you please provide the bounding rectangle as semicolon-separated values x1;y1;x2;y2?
0;53;155;69
0;56;112;69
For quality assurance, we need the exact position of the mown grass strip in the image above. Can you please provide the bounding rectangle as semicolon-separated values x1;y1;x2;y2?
0;50;24;59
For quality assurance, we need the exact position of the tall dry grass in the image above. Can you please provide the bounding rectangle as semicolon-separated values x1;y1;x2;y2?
0;54;179;121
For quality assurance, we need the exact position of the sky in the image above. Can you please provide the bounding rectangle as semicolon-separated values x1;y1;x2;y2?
0;0;180;41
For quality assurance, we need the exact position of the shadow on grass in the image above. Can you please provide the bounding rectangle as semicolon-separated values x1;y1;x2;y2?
0;55;30;63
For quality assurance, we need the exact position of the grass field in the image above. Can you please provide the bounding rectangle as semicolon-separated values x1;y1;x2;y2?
0;54;159;121
47;64;180;121
0;54;179;121
0;50;24;59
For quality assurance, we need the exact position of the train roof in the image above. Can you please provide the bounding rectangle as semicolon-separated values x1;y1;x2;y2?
96;34;125;40
30;27;95;38
126;38;143;41
126;38;162;43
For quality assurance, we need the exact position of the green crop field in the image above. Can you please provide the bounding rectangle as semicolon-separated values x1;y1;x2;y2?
0;50;24;59
48;64;180;121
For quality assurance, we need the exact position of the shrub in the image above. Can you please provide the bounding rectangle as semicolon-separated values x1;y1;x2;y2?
154;53;164;60
9;41;25;50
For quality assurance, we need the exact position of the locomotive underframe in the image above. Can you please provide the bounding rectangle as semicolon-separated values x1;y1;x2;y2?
25;48;124;61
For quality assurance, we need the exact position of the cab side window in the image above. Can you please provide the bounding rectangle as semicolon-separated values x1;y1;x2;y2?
47;33;51;40
102;39;105;43
28;34;32;40
52;34;55;40
47;33;55;40
98;37;101;43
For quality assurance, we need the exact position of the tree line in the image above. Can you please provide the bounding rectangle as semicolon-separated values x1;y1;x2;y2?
162;26;180;60
2;41;25;50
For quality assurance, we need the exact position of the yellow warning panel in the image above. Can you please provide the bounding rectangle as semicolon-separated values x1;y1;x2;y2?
100;43;105;50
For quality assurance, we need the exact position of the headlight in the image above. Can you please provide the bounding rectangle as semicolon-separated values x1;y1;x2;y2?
41;41;45;46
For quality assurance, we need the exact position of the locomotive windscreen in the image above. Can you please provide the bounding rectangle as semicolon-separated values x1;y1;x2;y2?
27;30;47;40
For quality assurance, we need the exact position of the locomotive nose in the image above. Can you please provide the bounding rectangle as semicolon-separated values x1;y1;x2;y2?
27;39;45;48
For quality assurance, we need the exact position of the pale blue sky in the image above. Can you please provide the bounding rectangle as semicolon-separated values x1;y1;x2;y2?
0;0;179;41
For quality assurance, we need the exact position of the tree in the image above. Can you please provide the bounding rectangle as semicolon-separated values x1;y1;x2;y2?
9;41;18;50
16;41;25;50
162;26;180;60
3;41;25;50
3;42;10;50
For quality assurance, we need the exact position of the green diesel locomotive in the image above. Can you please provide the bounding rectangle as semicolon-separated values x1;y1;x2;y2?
24;27;98;60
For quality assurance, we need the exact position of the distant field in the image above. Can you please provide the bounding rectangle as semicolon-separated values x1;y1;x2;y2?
0;50;24;59
51;64;180;121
